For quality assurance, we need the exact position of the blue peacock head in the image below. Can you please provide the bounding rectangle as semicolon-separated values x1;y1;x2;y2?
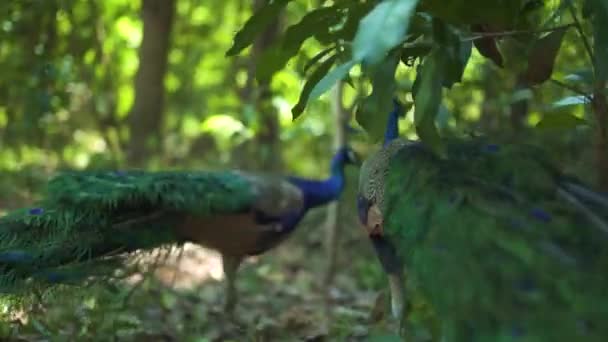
331;146;360;170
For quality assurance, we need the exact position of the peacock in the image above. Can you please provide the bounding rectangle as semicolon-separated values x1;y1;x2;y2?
357;103;608;341
0;146;358;316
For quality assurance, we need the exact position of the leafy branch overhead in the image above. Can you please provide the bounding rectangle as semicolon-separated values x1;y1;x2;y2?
228;0;599;153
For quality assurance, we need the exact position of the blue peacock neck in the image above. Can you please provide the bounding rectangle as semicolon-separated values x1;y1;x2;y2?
247;151;350;254
384;99;402;146
288;151;347;211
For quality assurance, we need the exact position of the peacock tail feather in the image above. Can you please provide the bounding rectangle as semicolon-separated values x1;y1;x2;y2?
0;170;259;293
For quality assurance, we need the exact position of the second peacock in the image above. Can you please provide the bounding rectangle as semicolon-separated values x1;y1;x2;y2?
358;101;608;341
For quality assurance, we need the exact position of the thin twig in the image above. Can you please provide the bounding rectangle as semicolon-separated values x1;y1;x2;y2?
550;78;592;99
566;1;594;65
462;23;575;42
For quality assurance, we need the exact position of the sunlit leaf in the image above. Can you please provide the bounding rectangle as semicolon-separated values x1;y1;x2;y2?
292;54;339;118
307;60;357;105
356;54;400;141
352;0;420;65
552;95;592;108
523;26;569;85
225;0;291;56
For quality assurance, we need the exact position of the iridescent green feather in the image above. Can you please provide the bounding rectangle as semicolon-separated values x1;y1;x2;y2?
0;170;257;294
381;139;608;341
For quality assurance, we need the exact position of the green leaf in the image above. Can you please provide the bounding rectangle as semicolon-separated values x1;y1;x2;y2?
432;19;472;88
255;6;341;82
356;54;400;141
352;0;420;65
552;95;592;108
413;49;445;156
523;26;569;85
443;40;472;88
307;59;357;105
536;112;587;129
435;103;452;130
255;49;292;83
291;54;339;118
225;0;291;56
472;25;504;67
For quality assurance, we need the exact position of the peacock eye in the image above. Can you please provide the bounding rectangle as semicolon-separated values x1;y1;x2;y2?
347;150;356;161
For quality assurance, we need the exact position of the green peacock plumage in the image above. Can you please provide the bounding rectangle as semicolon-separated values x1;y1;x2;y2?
0;146;356;314
359;137;608;341
0;171;259;293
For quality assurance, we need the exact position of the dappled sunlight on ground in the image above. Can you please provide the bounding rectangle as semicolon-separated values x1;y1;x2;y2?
151;243;226;288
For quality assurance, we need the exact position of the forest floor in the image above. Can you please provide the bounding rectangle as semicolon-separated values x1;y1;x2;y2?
0;185;406;342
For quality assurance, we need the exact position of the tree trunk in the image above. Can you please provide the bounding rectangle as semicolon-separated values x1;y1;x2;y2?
510;74;529;131
127;0;176;167
322;83;348;330
593;84;608;191
244;0;282;172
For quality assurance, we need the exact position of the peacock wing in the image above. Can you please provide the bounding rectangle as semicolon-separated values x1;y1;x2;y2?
173;171;304;255
232;171;304;218
382;139;608;341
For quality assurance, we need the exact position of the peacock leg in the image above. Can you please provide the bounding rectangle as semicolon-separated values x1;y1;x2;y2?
221;254;242;317
388;272;404;318
388;270;408;336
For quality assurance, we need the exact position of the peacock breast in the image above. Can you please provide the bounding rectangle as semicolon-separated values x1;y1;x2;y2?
173;212;284;257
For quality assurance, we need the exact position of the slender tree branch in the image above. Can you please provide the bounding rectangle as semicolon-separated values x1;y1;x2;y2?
566;1;594;65
463;23;575;42
550;78;592;99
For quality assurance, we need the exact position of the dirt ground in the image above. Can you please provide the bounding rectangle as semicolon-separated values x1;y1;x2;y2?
1;203;404;341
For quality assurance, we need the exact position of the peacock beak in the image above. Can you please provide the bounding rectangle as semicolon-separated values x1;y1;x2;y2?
357;196;383;236
366;205;384;236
